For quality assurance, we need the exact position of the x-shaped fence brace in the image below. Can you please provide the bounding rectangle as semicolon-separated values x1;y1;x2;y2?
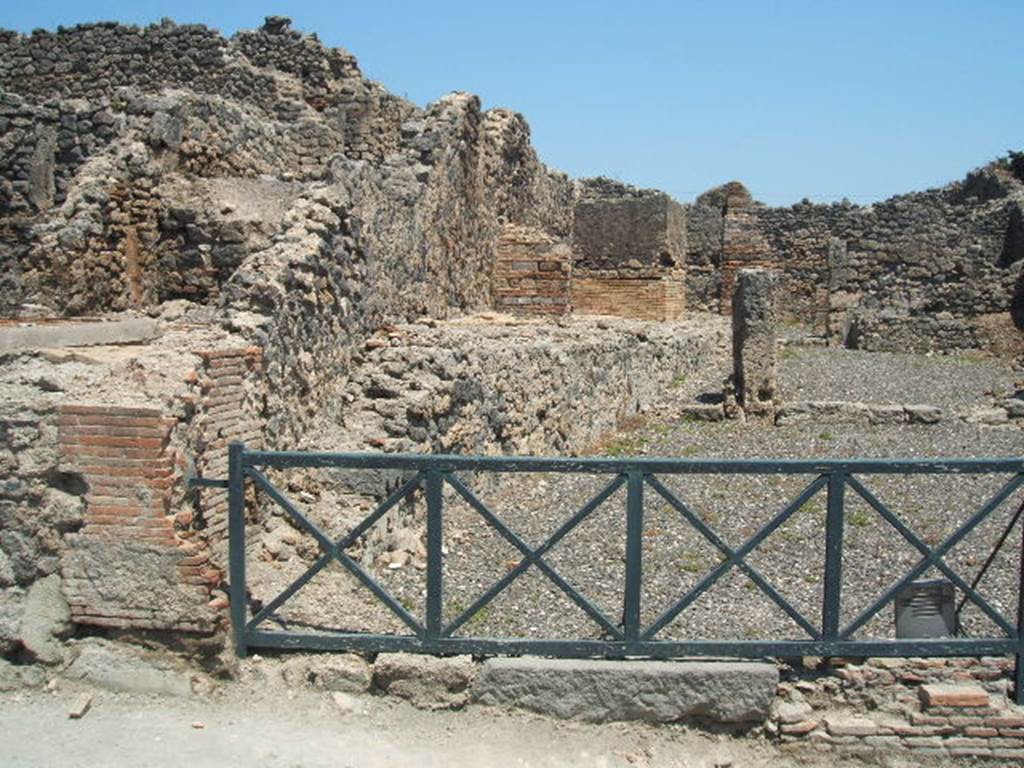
242;466;1024;644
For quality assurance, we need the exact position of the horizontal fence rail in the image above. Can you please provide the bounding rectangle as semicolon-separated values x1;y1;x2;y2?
219;444;1024;703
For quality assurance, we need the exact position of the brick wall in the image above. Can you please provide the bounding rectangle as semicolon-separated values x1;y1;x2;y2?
55;346;262;633
192;347;263;561
492;225;571;316
719;205;771;316
58;404;215;631
776;657;1024;760
571;277;685;321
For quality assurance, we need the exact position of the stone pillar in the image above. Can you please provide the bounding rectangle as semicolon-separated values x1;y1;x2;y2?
732;268;778;416
826;237;854;346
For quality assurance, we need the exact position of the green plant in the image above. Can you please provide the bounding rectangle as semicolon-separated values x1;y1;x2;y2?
950;352;987;366
667;373;689;390
848;510;872;528
603;435;646;456
818;431;833;441
679;551;705;574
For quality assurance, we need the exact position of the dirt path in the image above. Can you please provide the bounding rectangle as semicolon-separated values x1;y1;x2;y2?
0;684;839;768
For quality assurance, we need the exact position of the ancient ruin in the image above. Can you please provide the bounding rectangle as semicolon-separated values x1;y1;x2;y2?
2;15;1024;763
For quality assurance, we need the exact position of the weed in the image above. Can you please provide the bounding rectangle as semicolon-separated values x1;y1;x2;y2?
679;551;705;574
950;352;988;366
668;373;689;390
818;431;833;441
848;510;872;527
604;435;646;456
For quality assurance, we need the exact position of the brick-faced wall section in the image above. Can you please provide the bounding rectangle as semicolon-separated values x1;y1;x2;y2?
58;404;215;632
492;225;572;316
193;347;263;561
571;277;685;321
720;205;772;317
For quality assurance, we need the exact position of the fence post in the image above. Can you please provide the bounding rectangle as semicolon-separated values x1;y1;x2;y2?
822;472;845;648
623;470;644;643
1016;509;1024;705
228;441;248;657
426;469;444;640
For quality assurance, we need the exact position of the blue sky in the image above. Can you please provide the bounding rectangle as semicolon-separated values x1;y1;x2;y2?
3;1;1021;205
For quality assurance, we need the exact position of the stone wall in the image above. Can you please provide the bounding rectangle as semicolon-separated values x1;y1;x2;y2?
327;315;727;456
684;169;1024;351
573;178;686;276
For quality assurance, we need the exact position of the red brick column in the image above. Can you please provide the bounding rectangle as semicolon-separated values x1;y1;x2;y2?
59;404;215;631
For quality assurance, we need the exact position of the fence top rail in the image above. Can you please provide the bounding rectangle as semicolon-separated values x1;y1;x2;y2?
238;448;1024;476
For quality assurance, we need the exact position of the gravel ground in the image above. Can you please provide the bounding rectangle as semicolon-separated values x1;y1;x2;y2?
246;344;1024;651
778;346;1020;408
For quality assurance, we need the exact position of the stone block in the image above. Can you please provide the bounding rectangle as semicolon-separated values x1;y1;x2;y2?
471;657;778;724
0;318;159;354
19;574;71;664
904;404;943;424
373;653;475;710
63;638;194;696
0;588;25;655
281;653;372;693
0;657;46;691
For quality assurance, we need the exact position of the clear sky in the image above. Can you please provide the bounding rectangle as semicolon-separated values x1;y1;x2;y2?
2;1;1021;206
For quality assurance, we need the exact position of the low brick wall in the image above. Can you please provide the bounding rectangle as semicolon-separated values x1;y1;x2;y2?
775;657;1024;760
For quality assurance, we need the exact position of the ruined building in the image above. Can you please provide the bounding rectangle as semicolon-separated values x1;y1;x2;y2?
0;17;1021;654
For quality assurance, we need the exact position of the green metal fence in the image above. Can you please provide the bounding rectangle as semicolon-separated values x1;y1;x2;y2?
211;444;1024;703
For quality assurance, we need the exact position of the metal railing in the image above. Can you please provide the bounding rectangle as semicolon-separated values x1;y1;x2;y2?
218;443;1024;703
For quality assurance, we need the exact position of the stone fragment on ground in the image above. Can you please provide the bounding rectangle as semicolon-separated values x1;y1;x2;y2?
67;693;93;719
62;638;196;696
471;657;778;723
373;652;475;710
